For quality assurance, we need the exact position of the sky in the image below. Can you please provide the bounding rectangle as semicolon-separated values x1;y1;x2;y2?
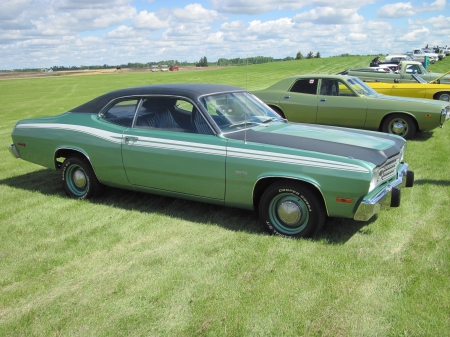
0;0;449;70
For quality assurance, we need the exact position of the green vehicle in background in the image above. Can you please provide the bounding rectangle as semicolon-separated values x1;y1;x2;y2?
253;74;449;139
9;84;414;238
339;60;450;84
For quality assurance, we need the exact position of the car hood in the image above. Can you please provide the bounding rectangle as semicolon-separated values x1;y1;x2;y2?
225;122;405;166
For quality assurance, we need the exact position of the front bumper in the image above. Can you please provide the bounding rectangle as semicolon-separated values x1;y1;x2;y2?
353;163;413;221
8;144;20;159
440;107;450;127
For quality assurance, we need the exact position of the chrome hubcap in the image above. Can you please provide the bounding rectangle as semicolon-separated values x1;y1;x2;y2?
73;169;87;188
277;201;302;225
392;121;406;135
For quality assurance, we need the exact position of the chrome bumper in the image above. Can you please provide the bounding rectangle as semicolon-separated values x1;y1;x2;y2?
8;144;20;159
354;163;413;221
441;107;450;127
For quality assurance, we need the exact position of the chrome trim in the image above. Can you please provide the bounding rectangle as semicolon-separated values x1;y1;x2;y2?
440;108;448;126
8;144;20;159
354;163;410;221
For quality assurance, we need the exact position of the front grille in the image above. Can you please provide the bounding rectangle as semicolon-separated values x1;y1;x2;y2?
378;154;400;184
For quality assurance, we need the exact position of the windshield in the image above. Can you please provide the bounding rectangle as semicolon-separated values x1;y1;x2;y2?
346;77;379;97
200;92;284;133
412;73;427;83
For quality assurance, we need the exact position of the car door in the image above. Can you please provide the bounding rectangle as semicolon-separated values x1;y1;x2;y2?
278;78;319;123
121;97;227;201
316;79;368;128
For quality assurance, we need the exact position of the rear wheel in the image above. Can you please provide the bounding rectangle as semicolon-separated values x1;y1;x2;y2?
382;114;416;139
259;181;326;238
269;106;286;119
437;92;450;102
61;157;103;199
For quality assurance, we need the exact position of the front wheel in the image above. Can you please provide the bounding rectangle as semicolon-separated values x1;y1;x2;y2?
382;114;416;139
61;157;103;199
259;181;326;238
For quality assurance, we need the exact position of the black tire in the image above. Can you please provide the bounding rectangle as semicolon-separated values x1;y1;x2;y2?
437;92;450;102
382;114;416;139
61;157;103;199
259;181;326;238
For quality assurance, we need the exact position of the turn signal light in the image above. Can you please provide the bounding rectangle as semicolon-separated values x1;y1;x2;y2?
336;197;353;204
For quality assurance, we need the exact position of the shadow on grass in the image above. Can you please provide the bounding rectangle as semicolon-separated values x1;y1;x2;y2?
409;131;434;142
317;216;377;244
413;179;450;187
1;168;375;243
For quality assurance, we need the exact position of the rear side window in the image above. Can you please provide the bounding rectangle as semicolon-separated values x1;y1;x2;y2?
290;79;318;95
102;99;140;127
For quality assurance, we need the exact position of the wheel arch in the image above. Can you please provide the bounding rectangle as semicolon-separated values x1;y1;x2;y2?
267;105;286;119
54;147;93;170
432;91;450;101
252;176;328;215
378;112;420;132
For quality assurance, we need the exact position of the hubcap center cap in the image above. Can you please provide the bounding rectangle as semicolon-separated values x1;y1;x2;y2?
392;121;405;134
73;169;87;188
278;201;302;225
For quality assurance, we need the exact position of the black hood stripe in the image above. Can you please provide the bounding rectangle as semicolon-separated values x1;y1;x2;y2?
225;124;404;166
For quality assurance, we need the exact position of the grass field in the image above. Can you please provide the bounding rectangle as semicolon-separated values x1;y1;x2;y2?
1;56;450;336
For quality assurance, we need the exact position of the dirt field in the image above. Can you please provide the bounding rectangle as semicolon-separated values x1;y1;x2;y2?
0;66;222;80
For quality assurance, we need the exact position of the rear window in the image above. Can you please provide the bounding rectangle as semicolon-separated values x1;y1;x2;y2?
289;79;318;95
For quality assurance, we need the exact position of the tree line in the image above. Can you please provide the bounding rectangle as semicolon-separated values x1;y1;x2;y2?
5;52;324;72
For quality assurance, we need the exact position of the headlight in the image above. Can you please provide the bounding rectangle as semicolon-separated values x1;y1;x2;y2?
369;167;380;192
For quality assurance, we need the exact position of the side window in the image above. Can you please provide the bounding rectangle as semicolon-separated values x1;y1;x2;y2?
134;97;213;134
337;81;356;97
102;99;139;127
290;79;318;95
320;80;354;97
405;65;421;74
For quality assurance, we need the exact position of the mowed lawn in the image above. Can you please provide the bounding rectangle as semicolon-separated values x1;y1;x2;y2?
1;56;449;336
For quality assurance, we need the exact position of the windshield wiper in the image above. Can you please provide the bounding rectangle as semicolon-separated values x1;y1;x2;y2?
228;121;254;129
261;117;276;123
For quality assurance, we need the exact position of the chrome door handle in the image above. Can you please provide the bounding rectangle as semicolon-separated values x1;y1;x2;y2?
320;98;327;102
284;95;290;99
124;136;138;144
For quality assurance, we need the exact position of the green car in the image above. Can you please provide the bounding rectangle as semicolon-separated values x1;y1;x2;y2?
253;74;450;139
9;84;414;238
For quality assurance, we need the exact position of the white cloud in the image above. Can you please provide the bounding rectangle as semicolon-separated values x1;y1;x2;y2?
211;0;377;14
0;0;32;20
172;3;222;23
378;0;446;18
0;0;448;69
132;11;168;30
294;7;364;24
397;26;430;41
247;18;295;37
377;2;416;18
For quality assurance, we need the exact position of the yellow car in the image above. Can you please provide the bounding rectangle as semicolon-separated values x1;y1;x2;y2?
366;71;450;102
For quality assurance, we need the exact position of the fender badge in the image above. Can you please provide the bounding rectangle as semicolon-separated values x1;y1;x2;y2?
235;170;247;177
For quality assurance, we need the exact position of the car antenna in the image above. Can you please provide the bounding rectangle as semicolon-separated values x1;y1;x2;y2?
244;55;248;144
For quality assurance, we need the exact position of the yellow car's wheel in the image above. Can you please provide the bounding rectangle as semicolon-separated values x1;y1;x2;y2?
437;92;450;102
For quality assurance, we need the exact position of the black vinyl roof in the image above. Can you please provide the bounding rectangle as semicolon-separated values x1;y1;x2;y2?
69;83;245;114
